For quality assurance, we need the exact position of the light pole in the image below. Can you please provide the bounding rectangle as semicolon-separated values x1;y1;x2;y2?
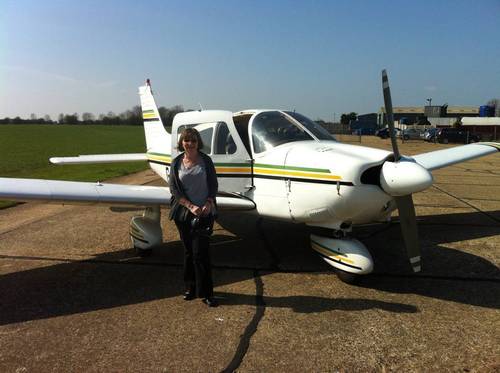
426;98;432;107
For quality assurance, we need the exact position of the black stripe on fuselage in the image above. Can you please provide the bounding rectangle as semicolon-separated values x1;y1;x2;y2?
148;159;171;167
143;118;160;122
254;174;354;186
316;251;362;270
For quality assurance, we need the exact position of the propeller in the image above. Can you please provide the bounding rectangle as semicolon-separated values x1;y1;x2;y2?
380;70;431;273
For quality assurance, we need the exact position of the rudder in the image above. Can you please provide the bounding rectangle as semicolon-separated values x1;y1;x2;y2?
138;79;171;152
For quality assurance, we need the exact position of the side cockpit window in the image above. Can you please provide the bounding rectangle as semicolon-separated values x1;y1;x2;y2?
284;111;336;141
251;111;313;153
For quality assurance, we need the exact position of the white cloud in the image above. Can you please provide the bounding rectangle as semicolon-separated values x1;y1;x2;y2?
0;65;116;88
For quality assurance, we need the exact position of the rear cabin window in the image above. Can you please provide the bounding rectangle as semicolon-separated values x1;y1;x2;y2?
198;127;213;154
214;122;236;155
177;124;214;154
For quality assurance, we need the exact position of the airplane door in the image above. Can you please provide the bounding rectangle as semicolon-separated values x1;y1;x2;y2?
210;121;253;193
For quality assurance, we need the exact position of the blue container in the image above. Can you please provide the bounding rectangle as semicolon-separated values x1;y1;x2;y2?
479;105;495;117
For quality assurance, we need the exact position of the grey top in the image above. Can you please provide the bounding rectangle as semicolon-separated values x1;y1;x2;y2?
179;161;208;207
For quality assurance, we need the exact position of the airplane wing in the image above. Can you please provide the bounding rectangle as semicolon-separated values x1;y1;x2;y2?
50;153;147;165
412;142;499;171
0;177;255;210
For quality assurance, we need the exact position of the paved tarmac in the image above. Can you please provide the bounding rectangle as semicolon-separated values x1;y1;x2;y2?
0;138;499;372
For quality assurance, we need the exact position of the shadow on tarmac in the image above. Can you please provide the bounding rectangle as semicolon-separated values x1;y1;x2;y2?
0;210;498;326
216;292;418;314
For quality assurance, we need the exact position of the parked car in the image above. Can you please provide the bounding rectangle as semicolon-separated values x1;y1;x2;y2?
400;128;424;140
376;127;400;139
352;128;376;135
436;128;481;144
423;127;438;142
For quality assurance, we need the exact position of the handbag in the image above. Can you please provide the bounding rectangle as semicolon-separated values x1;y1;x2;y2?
191;214;215;236
173;203;191;223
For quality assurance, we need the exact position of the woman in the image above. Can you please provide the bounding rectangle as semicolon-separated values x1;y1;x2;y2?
169;128;218;307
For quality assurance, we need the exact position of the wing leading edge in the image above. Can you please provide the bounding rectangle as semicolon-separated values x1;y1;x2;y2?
412;142;499;171
0;177;169;206
0;177;256;210
50;153;147;165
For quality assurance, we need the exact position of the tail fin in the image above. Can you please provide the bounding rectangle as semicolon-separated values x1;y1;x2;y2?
138;79;171;152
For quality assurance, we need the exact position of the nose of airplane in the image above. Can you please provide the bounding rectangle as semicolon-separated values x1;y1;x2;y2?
379;160;433;196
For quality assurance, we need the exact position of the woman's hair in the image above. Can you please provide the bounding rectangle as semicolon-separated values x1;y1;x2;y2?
177;127;204;151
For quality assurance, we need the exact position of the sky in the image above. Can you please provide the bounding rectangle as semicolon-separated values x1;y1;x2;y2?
1;0;499;121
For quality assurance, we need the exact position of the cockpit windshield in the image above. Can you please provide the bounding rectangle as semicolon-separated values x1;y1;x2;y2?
251;111;313;153
284;111;336;141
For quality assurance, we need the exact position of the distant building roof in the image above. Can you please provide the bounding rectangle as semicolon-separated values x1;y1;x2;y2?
447;106;478;114
379;106;424;114
378;106;478;115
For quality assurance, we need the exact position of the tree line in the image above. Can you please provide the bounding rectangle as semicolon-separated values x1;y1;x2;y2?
0;105;185;127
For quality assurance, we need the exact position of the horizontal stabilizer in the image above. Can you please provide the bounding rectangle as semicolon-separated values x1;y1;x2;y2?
413;142;499;171
50;153;147;165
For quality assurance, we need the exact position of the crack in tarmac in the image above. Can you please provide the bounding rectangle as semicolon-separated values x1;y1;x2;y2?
220;270;265;373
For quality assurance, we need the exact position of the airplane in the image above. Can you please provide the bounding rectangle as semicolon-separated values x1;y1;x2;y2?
0;71;498;283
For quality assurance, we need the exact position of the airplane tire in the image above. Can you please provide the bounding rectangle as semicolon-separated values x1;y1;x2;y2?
135;246;153;257
335;269;359;284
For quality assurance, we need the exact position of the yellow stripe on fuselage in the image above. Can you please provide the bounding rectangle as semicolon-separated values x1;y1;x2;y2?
254;167;341;180
147;154;171;163
216;167;251;174
311;242;354;264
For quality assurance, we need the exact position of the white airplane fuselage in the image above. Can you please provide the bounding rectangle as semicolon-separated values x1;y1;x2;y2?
150;140;396;228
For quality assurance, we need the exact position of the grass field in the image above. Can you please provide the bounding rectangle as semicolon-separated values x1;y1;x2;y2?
0;125;149;208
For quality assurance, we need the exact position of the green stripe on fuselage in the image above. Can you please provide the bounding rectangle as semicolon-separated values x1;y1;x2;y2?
254;163;330;173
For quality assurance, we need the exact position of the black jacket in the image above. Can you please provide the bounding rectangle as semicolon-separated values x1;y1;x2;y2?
168;152;218;220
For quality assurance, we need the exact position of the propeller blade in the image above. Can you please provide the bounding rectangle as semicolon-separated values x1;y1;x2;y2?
382;70;422;273
381;70;401;161
394;195;421;272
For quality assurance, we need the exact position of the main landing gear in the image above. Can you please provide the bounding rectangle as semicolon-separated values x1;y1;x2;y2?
129;206;163;257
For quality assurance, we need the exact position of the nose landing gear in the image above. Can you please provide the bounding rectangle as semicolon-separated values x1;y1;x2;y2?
310;231;374;284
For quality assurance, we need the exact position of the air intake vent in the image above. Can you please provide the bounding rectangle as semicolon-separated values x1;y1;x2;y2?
360;165;382;187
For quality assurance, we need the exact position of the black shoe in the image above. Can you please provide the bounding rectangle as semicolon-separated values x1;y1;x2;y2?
183;290;195;301
202;297;218;307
